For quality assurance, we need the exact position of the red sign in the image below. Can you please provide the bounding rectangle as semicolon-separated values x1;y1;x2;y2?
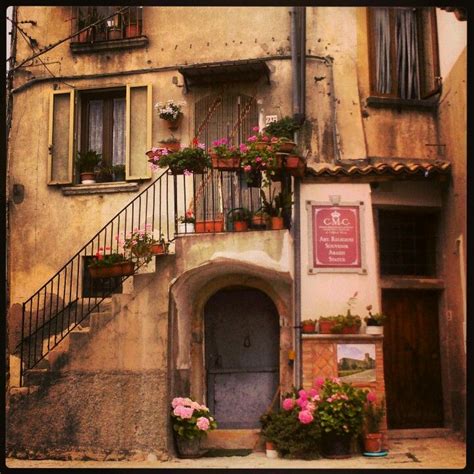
312;205;361;268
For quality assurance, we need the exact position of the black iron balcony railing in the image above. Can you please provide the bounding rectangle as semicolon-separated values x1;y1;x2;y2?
16;167;288;386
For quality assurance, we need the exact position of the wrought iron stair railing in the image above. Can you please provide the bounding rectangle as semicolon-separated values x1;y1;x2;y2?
16;167;285;386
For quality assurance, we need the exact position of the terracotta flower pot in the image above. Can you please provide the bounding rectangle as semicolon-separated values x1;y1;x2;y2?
151;243;167;255
77;29;91;43
342;325;359;334
211;154;241;171
163;114;182;131
159;141;181;152
278;140;296;153
265;441;278;459
270;217;284;230
195;219;224;233
80;172;96;184
302;323;316;333
233;221;248;232
364;433;383;453
318;320;336;334
107;28;122;40
254;141;270;151
284;155;306;177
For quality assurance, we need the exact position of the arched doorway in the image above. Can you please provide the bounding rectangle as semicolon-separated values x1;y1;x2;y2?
204;287;279;428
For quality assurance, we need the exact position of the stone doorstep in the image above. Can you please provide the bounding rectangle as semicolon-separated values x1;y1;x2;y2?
201;429;264;452
387;428;452;439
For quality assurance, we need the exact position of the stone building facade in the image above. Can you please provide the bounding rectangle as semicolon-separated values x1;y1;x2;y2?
6;6;466;459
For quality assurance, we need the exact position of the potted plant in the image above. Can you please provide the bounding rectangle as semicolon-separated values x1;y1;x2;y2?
264;116;301;153
76;8;93;43
151;233;170;255
318;316;338;334
158;136;181;153
171;396;217;458
228;207;251;232
122;226;156;264
112;164;126;181
88;247;134;279
301;319;316;333
92;12;107;41
177;211;195;234
107;18;122;41
149;145;211;175
316;377;367;458
123;7;141;38
363;392;386;453
195;214;225;233
260;189;293;230
250;208;269;229
209;138;241;171
260;389;321;459
364;305;387;335
75;150;102;184
155;99;185;130
95;163;114;183
331;311;362;335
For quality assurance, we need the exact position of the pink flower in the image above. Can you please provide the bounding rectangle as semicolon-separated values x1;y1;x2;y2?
306;401;316;412
255;156;262;163
327;397;333;403
171;397;186;408
197;143;205;150
298;410;314;424
212;140;219;147
271;136;279;143
308;388;318;398
282;398;295;411
183;169;192;176
252;126;260;132
247;135;257;142
367;392;377;403
298;389;308;400
331;377;341;384
239;144;249;153
243;165;252;172
296;397;308;409
196;417;210;431
174;405;194;419
262;135;270;142
314;377;325;388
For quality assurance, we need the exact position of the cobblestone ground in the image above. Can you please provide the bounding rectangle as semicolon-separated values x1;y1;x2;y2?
5;437;467;470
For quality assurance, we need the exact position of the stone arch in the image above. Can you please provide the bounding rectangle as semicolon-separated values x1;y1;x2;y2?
168;257;293;406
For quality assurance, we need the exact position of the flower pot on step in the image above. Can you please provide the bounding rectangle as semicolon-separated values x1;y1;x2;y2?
270;217;284;230
233;221;248;232
363;433;383;453
151;243;167;255
321;432;353;459
175;436;202;459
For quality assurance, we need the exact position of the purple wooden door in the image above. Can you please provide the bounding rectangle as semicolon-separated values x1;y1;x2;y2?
205;288;279;428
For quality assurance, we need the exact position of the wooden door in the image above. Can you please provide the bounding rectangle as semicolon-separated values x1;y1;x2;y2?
382;289;444;428
205;288;279;428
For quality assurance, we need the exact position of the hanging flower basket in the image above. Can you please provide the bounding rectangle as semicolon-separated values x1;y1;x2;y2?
284;155;306;177
164;114;183;131
277;140;297;154
151;243;168;255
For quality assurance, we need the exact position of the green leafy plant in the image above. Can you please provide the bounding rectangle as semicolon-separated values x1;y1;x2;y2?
331;312;362;333
112;164;126;181
364;394;385;434
316;378;367;436
75;150;102;172
96;163;114;182
228;207;251;223
155;146;211;174
171;397;217;440
301;319;316;325
89;248;128;268
364;305;387;326
264;116;302;139
260;189;293;218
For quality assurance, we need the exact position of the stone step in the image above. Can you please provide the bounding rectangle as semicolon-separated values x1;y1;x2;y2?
68;327;91;352
89;311;114;332
23;368;49;387
388;428;452;439
201;429;263;451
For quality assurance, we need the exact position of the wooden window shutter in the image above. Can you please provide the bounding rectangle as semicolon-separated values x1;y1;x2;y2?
47;90;75;184
125;84;152;180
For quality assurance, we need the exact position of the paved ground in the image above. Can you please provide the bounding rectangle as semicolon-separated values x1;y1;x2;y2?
5;436;467;470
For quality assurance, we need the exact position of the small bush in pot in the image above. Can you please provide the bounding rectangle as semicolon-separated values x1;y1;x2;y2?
264;116;302;140
331;311;362;334
363;392;386;453
318;316;338;334
301;319;316;333
76;149;102;183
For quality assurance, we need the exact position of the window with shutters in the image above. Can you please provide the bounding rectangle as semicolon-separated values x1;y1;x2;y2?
47;84;152;186
368;7;440;100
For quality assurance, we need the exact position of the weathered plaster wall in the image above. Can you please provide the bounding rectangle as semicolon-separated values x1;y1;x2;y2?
436;48;466;436
300;183;379;323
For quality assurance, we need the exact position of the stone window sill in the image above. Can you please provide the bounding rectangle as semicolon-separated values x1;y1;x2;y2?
366;96;438;110
62;182;139;196
70;36;149;54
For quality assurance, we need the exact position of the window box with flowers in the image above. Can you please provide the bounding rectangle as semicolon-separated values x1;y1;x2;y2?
88;248;135;279
155;99;185;130
209;138;242;171
171;397;217;458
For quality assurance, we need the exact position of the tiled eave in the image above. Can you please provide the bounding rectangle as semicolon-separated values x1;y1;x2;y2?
304;159;451;183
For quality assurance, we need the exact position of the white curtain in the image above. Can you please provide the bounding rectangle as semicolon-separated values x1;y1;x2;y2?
113;98;126;165
374;8;391;95
88;100;103;154
395;8;420;100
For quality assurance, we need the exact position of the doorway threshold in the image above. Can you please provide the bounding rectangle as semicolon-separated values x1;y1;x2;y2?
201;429;264;451
388;428;452;439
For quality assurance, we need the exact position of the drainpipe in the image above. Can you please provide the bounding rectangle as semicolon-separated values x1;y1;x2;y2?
290;6;304;389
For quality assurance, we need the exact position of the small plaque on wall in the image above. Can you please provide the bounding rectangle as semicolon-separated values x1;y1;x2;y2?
306;200;366;274
337;343;376;382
